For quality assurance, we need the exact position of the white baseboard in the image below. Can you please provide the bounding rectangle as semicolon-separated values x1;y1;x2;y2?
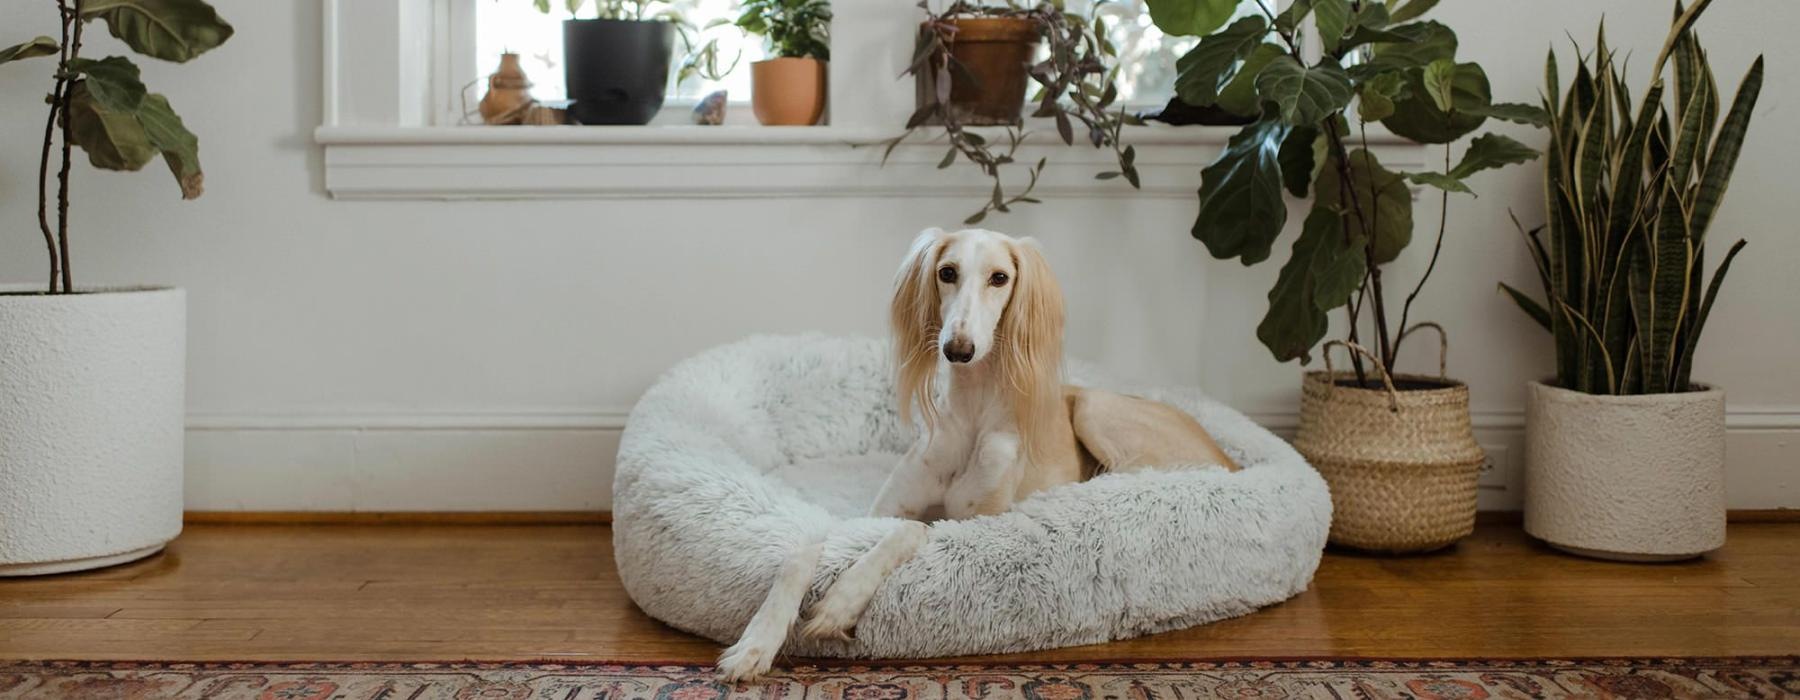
183;407;1800;512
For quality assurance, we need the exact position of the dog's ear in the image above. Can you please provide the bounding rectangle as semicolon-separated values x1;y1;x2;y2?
998;237;1066;461
1001;237;1064;372
892;228;946;426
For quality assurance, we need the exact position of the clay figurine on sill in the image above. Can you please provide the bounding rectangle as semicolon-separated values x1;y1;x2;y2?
478;52;567;126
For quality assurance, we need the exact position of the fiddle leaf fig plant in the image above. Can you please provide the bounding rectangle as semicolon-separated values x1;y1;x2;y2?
1148;0;1546;381
4;0;232;294
1504;0;1762;395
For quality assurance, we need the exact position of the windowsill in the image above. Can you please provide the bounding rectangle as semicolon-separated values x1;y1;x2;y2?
316;123;1422;201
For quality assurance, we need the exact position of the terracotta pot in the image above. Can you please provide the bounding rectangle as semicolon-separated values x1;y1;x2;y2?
1523;380;1726;561
917;17;1040;126
751;57;826;126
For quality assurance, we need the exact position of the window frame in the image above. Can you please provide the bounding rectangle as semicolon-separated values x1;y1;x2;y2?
315;0;1421;201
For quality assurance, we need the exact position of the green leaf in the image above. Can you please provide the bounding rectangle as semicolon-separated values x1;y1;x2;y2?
0;36;59;65
1356;71;1406;122
1316;148;1413;263
1406;171;1471;195
1387;0;1439;24
1274;0;1312;34
136;93;204;198
1500;282;1553;331
1674;238;1745;390
1381;61;1491;143
63;80;157;171
1313;0;1350;53
1422;58;1458;112
1255;56;1353;126
1277;125;1318;197
1216;43;1284;116
1172;15;1269;107
1689;56;1763;242
1340;25;1412;51
1447;132;1538;179
1356;20;1456;76
1146;0;1240;37
80;0;234;63
1465;101;1550;126
1257;205;1364;364
1353;1;1390;31
67;56;147;111
1193;116;1291;265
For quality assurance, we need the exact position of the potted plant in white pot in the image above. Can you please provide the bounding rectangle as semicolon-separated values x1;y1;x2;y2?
737;0;831;126
1503;0;1761;561
1147;0;1546;552
0;0;231;576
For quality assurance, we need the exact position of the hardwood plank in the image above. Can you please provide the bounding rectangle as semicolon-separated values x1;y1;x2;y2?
0;523;1795;663
180;509;1795;525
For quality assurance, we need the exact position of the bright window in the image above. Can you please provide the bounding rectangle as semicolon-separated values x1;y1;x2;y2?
467;1;1256;111
473;0;763;104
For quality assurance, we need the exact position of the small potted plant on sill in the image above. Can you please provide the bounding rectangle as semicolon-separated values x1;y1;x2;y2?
737;0;831;126
1504;0;1761;561
1;0;232;575
1148;0;1546;552
539;0;731;125
887;1;1139;224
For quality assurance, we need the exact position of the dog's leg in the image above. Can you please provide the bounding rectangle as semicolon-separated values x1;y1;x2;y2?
945;432;1024;519
716;537;825;682
868;441;940;519
798;520;929;640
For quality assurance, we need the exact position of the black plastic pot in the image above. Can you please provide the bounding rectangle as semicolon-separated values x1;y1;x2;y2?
563;19;674;125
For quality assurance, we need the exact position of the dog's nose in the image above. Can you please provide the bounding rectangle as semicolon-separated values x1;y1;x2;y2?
943;337;975;363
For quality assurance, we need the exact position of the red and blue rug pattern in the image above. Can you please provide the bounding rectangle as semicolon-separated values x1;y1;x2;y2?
1;657;1794;699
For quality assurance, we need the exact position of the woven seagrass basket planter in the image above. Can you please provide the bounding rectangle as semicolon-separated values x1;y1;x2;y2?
1294;341;1485;553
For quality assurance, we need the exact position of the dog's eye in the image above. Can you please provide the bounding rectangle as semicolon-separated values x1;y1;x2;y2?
938;266;958;284
989;272;1009;287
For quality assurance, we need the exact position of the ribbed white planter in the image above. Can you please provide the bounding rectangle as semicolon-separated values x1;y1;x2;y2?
0;286;186;576
1523;380;1726;561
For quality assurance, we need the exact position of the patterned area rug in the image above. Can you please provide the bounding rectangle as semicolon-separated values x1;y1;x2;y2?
1;658;1795;699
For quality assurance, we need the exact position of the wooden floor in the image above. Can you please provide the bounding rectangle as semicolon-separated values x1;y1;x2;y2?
1;523;1796;663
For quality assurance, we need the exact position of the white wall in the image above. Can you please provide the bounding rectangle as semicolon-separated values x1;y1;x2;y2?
1;0;1794;512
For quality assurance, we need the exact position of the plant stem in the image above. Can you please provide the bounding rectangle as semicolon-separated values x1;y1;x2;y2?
39;3;73;294
1395;144;1453;358
55;0;83;294
1323;116;1394;373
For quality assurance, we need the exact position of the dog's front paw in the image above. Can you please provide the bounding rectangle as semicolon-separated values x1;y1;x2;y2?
798;595;861;641
716;639;777;682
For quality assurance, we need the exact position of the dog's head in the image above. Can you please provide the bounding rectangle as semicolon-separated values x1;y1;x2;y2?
890;227;1064;428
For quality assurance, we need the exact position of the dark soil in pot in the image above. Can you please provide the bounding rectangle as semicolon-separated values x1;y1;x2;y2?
564;19;674;125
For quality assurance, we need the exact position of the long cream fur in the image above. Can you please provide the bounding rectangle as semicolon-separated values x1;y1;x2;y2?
717;228;1237;681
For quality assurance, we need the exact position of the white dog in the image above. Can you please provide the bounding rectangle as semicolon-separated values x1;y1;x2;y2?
716;228;1238;680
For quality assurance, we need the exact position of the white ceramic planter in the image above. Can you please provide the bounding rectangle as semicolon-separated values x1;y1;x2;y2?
1523;380;1726;561
0;286;186;576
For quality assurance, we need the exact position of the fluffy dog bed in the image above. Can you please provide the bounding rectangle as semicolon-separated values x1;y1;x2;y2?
614;334;1331;659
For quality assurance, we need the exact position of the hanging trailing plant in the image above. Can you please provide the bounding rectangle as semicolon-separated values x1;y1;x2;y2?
1503;0;1762;395
1149;0;1546;381
2;0;233;294
884;1;1140;225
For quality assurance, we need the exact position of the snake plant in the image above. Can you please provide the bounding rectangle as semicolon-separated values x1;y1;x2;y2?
1503;0;1763;395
